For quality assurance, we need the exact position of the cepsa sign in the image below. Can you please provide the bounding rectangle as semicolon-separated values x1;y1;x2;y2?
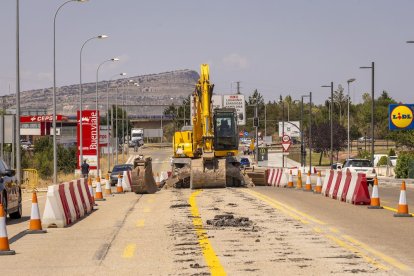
77;110;100;169
389;104;414;130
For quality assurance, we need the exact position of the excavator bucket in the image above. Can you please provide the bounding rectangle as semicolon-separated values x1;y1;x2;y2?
131;156;157;194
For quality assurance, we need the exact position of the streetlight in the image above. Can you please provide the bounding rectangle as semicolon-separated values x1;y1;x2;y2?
16;0;21;188
53;0;88;184
106;73;126;171
96;58;119;176
279;95;285;168
79;34;108;174
346;78;356;159
359;62;375;165
321;82;334;167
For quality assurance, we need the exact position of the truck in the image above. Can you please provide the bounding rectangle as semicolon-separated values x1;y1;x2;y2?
130;128;144;147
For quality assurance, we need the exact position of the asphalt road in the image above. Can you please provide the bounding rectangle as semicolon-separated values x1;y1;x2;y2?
2;146;413;275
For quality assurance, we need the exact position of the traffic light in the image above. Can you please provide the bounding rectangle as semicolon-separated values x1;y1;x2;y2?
253;117;259;127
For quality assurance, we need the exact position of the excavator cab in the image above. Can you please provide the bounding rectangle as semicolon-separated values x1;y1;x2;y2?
213;108;239;157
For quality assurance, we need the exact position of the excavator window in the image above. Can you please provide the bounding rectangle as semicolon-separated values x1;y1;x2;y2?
214;113;238;151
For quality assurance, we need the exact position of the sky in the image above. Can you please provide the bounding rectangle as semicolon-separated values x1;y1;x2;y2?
0;0;414;105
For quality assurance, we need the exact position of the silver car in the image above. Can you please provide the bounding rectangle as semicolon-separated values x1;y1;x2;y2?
342;159;376;185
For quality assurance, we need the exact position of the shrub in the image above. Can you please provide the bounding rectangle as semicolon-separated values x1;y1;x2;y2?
394;151;414;178
389;148;396;156
358;150;371;160
377;156;389;166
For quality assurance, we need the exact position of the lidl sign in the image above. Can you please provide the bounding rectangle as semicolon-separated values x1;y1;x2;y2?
389;104;414;130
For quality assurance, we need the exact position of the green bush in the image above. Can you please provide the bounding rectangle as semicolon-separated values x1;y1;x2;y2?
377;156;389;166
358;150;371;160
394;152;414;178
389;148;396;156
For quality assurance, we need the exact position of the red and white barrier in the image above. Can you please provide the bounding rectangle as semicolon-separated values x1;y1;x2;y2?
42;178;94;228
122;171;132;192
321;170;334;196
322;170;371;205
267;168;287;187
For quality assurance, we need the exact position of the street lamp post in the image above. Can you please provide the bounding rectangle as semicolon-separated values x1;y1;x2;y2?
16;0;21;186
279;95;285;168
79;34;108;174
322;82;334;167
96;58;119;176
106;73;126;171
347;78;356;159
360;62;375;165
53;0;87;184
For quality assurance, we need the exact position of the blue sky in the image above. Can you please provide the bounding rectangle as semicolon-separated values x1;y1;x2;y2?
1;0;414;104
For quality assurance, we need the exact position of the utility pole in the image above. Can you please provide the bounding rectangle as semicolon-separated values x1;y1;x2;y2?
254;100;259;163
16;0;21;185
309;92;312;173
280;95;285;168
300;97;304;167
236;81;241;94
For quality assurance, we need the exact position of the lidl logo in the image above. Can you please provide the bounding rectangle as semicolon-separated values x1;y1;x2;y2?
389;104;414;130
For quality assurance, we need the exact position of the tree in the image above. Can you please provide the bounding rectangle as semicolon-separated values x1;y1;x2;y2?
309;121;347;165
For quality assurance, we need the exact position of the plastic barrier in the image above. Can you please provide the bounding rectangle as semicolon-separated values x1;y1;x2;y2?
321;170;333;195
337;170;351;201
42;179;95;228
345;172;370;205
330;171;343;199
267;168;287;187
122;170;132;192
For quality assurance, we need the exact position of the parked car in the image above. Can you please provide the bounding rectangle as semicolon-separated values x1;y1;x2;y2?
358;136;373;142
389;156;398;167
21;140;32;150
240;157;251;168
0;159;22;219
342;159;376;185
110;164;134;185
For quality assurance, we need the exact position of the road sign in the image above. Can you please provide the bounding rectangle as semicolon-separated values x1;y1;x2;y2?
244;131;249;137
258;147;268;161
282;134;291;151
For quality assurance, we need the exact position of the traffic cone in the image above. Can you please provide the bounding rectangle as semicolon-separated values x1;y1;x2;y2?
94;176;106;201
394;181;412;217
296;170;302;189
304;171;312;191
287;170;294;188
116;174;124;194
0;204;15;255
368;177;383;209
27;192;47;234
314;172;322;194
104;173;112;196
88;177;97;206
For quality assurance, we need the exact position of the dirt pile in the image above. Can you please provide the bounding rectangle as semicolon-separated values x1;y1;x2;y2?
206;214;252;227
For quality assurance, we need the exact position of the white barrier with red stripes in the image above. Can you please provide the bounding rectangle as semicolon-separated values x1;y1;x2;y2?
42;178;94;228
322;169;371;205
267;168;288;187
122;171;132;192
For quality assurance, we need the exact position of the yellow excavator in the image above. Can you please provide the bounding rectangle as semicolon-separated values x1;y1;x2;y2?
171;64;243;189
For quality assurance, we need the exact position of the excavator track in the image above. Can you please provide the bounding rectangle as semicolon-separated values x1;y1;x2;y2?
190;158;226;189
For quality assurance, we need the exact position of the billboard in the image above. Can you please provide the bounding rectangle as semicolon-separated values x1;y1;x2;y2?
212;94;223;110
389;104;414;130
77;110;100;169
278;121;300;137
223;94;246;125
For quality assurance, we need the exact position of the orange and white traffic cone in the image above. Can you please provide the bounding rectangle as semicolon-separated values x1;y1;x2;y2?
88;177;97;206
304;171;312;191
368;177;383;209
116;174;124;194
287;170;294;188
155;172;160;187
314;171;322;194
0;204;15;255
394;181;412;217
94;176;106;201
104;174;112;196
296;170;302;189
27;192;47;234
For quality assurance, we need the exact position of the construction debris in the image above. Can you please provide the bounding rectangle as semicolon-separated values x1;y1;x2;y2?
206;214;253;228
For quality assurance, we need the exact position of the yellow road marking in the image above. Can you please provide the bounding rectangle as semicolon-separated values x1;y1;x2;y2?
342;235;410;271
383;205;414;216
136;219;145;227
329;227;339;233
325;235;389;271
243;188;409;272
143;207;151;213
122;244;136;258
189;190;226;276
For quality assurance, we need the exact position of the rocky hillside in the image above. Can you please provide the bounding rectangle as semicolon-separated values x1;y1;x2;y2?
3;69;199;116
